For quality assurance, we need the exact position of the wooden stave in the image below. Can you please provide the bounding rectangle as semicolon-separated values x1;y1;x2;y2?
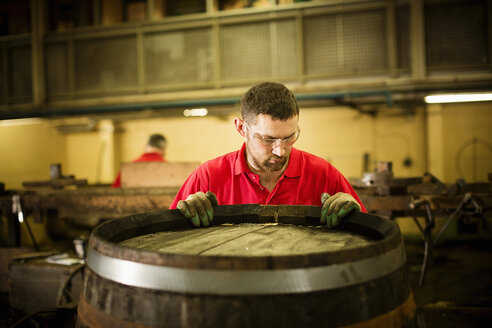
78;266;416;328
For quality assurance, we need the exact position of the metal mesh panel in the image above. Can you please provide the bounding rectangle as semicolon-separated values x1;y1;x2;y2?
304;9;387;75
341;10;387;73
304;15;338;75
425;0;489;70
220;22;272;81
74;36;137;92
144;27;214;86
45;42;69;95
274;19;298;77
9;45;32;103
396;5;410;70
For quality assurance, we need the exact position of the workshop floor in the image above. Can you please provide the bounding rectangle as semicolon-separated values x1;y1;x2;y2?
405;238;492;327
1;239;491;328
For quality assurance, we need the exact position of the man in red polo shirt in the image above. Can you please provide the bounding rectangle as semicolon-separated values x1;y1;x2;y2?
111;134;167;188
170;82;365;228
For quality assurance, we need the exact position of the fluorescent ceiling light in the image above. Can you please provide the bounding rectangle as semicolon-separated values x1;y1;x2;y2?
183;108;208;117
0;118;44;126
425;93;492;104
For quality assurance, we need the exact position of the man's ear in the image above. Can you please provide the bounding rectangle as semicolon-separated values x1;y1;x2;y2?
235;118;246;137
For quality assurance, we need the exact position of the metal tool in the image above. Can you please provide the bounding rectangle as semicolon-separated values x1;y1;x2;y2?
433;193;483;245
12;194;39;251
409;198;435;286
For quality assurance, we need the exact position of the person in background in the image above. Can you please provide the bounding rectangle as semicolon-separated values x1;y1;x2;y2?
170;82;366;228
111;133;167;188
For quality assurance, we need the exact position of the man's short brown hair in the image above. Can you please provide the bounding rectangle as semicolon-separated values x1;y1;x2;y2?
240;82;299;125
147;134;167;149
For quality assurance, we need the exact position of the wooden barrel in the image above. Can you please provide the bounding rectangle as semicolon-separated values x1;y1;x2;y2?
77;205;416;328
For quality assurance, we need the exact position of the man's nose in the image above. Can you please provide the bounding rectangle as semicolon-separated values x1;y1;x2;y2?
272;142;286;157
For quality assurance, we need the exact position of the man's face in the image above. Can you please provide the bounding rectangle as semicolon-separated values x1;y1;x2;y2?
244;114;299;172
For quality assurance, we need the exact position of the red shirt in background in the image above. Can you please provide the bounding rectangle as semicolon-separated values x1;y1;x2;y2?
111;152;165;188
170;144;365;211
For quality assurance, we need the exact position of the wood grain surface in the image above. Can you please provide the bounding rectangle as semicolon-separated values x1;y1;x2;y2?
119;223;371;256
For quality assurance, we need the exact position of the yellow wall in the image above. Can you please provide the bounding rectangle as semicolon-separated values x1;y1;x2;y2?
117;114;243;164
101;105;428;186
64;119;117;184
0;119;66;189
427;102;492;183
296;106;427;178
0;102;491;190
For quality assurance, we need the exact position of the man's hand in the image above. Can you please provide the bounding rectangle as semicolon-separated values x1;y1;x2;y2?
177;191;218;227
320;192;361;229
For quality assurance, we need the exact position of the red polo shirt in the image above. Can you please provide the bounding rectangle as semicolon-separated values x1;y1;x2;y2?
170;144;365;211
111;152;165;188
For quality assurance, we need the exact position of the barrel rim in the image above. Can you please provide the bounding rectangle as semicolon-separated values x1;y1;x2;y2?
88;204;402;270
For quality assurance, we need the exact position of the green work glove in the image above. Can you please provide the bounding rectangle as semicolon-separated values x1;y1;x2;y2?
177;191;218;227
320;192;361;229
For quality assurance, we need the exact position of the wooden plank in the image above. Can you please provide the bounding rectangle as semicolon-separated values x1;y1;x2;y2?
120;223;371;256
359;195;412;211
0;187;180;222
201;224;371;256
120;224;266;255
120;162;200;188
22;178;88;188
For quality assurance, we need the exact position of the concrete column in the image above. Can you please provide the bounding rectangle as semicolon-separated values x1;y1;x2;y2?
97;119;116;184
